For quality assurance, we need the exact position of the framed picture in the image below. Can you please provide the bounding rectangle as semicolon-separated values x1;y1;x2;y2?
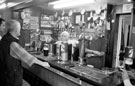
73;12;81;24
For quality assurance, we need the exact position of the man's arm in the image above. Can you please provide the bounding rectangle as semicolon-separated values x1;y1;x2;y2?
10;42;50;67
85;48;104;56
121;69;133;86
123;79;133;86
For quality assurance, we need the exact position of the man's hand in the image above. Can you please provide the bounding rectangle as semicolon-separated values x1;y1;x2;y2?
34;59;50;68
86;53;95;57
121;68;133;86
85;48;104;56
121;68;129;81
121;69;135;80
41;62;50;68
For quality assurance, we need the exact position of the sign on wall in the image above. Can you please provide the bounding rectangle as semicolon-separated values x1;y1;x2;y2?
123;4;133;13
22;10;31;30
40;14;52;27
30;16;39;29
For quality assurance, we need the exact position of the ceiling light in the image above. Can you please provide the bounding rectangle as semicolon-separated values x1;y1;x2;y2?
49;0;72;5
7;0;32;8
127;0;132;2
0;0;5;4
25;0;33;3
53;0;96;9
7;2;20;8
0;3;6;9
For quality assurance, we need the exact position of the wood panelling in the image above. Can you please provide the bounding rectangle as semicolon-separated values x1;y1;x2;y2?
28;64;81;86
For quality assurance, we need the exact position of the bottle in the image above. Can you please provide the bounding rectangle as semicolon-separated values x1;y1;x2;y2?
125;58;133;70
43;43;49;56
124;46;133;70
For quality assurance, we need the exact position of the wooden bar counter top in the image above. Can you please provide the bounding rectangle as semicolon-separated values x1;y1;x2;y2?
22;51;121;86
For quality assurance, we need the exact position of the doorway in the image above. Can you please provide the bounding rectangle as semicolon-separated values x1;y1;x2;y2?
123;15;131;47
113;14;131;67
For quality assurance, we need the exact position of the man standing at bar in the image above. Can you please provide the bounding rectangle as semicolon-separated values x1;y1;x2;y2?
0;18;6;40
85;28;106;69
0;20;50;86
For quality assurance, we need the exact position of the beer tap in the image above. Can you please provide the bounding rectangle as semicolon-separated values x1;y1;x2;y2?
79;33;86;66
48;43;53;56
61;42;68;64
78;12;86;66
48;39;55;57
57;43;61;61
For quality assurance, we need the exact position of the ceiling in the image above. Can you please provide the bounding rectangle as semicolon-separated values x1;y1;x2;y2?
3;0;132;10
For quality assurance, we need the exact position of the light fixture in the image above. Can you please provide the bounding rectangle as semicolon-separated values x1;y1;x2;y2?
127;0;132;2
0;0;6;9
0;0;6;4
0;0;33;9
25;0;33;3
0;3;6;9
49;0;72;5
7;0;32;8
7;2;20;8
53;0;96;9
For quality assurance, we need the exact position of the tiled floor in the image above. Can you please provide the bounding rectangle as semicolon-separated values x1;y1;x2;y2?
22;80;30;86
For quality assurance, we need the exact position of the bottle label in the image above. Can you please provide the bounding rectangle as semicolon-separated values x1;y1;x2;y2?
125;58;133;65
125;46;133;58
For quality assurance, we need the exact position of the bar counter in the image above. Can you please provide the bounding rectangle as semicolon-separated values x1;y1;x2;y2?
23;51;121;86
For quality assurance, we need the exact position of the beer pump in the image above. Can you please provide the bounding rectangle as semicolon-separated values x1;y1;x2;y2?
48;43;53;56
61;42;68;63
78;9;86;66
57;44;61;61
79;33;86;66
48;40;56;57
56;42;68;64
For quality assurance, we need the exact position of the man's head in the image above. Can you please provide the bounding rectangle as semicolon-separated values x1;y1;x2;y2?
60;31;70;42
95;26;105;37
7;20;21;37
0;18;5;32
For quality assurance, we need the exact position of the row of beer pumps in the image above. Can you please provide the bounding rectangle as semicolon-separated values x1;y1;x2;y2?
42;33;87;65
42;42;72;64
42;40;134;69
42;41;82;65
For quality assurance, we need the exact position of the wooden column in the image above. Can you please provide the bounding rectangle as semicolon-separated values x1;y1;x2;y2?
130;2;135;57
